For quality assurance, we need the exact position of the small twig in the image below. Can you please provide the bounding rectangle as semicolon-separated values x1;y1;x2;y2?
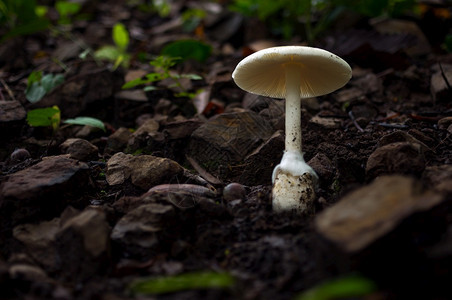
348;110;364;132
370;121;409;129
186;155;223;185
0;78;16;101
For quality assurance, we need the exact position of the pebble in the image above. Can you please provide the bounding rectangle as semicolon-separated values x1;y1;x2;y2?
105;152;184;190
59;138;99;161
223;183;247;202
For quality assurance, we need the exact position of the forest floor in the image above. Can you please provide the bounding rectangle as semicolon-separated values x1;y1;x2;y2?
1;1;452;299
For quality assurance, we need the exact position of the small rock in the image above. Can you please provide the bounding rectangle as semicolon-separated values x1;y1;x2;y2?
309;115;342;129
127;119;160;150
60;138;99;161
163;119;203;140
133;119;160;136
56;209;110;281
0;100;26;123
378;130;431;153
242;94;272;112
104;127;132;154
10;148;31;163
366;142;425;179
13;218;60;272
0;155;90;225
334;87;365;103
111;203;176;258
115;89;147;102
32;65;123;118
372;18;431;57
315;175;444;253
407;128;437;147
422;164;452;196
74;124;103;139
430;64;452;102
308;153;335;183
106;152;184;190
188;111;274;177
352;73;383;94
223;183;247;202
0;101;26;139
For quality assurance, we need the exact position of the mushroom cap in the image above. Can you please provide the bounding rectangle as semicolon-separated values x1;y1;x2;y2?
232;46;352;99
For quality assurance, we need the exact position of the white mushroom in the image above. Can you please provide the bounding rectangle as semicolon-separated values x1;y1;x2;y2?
232;46;351;214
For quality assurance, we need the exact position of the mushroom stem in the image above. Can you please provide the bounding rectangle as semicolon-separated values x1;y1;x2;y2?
284;64;302;153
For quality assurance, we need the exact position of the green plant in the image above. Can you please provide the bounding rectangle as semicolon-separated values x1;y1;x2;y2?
128;271;235;295
55;0;81;25
94;22;131;69
0;0;50;41
25;71;65;103
26;106;61;132
181;8;206;32
26;106;106;133
161;39;212;63
294;274;376;300
122;55;203;99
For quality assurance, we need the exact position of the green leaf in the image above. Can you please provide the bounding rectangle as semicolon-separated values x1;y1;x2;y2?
294;274;376;300
94;45;121;61
161;40;212;63
143;85;158;92
1;17;50;42
129;271;235;295
113;23;129;52
122;73;165;89
27;71;43;86
55;0;81;18
35;5;48;18
64;116;106;131
27;106;61;128
122;77;147;89
180;73;203;80
26;73;64;103
41;74;64;92
26;82;47;103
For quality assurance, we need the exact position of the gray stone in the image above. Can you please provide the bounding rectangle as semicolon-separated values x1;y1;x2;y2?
422;164;452;196
366;142;425;179
0;100;26;123
0;156;90;225
56;209;110;281
308;153;335;183
59;138;99;161
31;65;123;118
309;115;342;129
315;175;444;253
0;101;26;139
13;218;60;272
104;127;132;154
188;111;274;178
106;152;184;190
378;130;431;153
111;203;176;257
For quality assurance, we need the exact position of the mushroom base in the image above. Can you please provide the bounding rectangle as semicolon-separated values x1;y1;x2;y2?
272;170;316;214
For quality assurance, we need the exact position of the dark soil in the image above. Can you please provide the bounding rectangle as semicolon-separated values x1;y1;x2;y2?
1;1;452;300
